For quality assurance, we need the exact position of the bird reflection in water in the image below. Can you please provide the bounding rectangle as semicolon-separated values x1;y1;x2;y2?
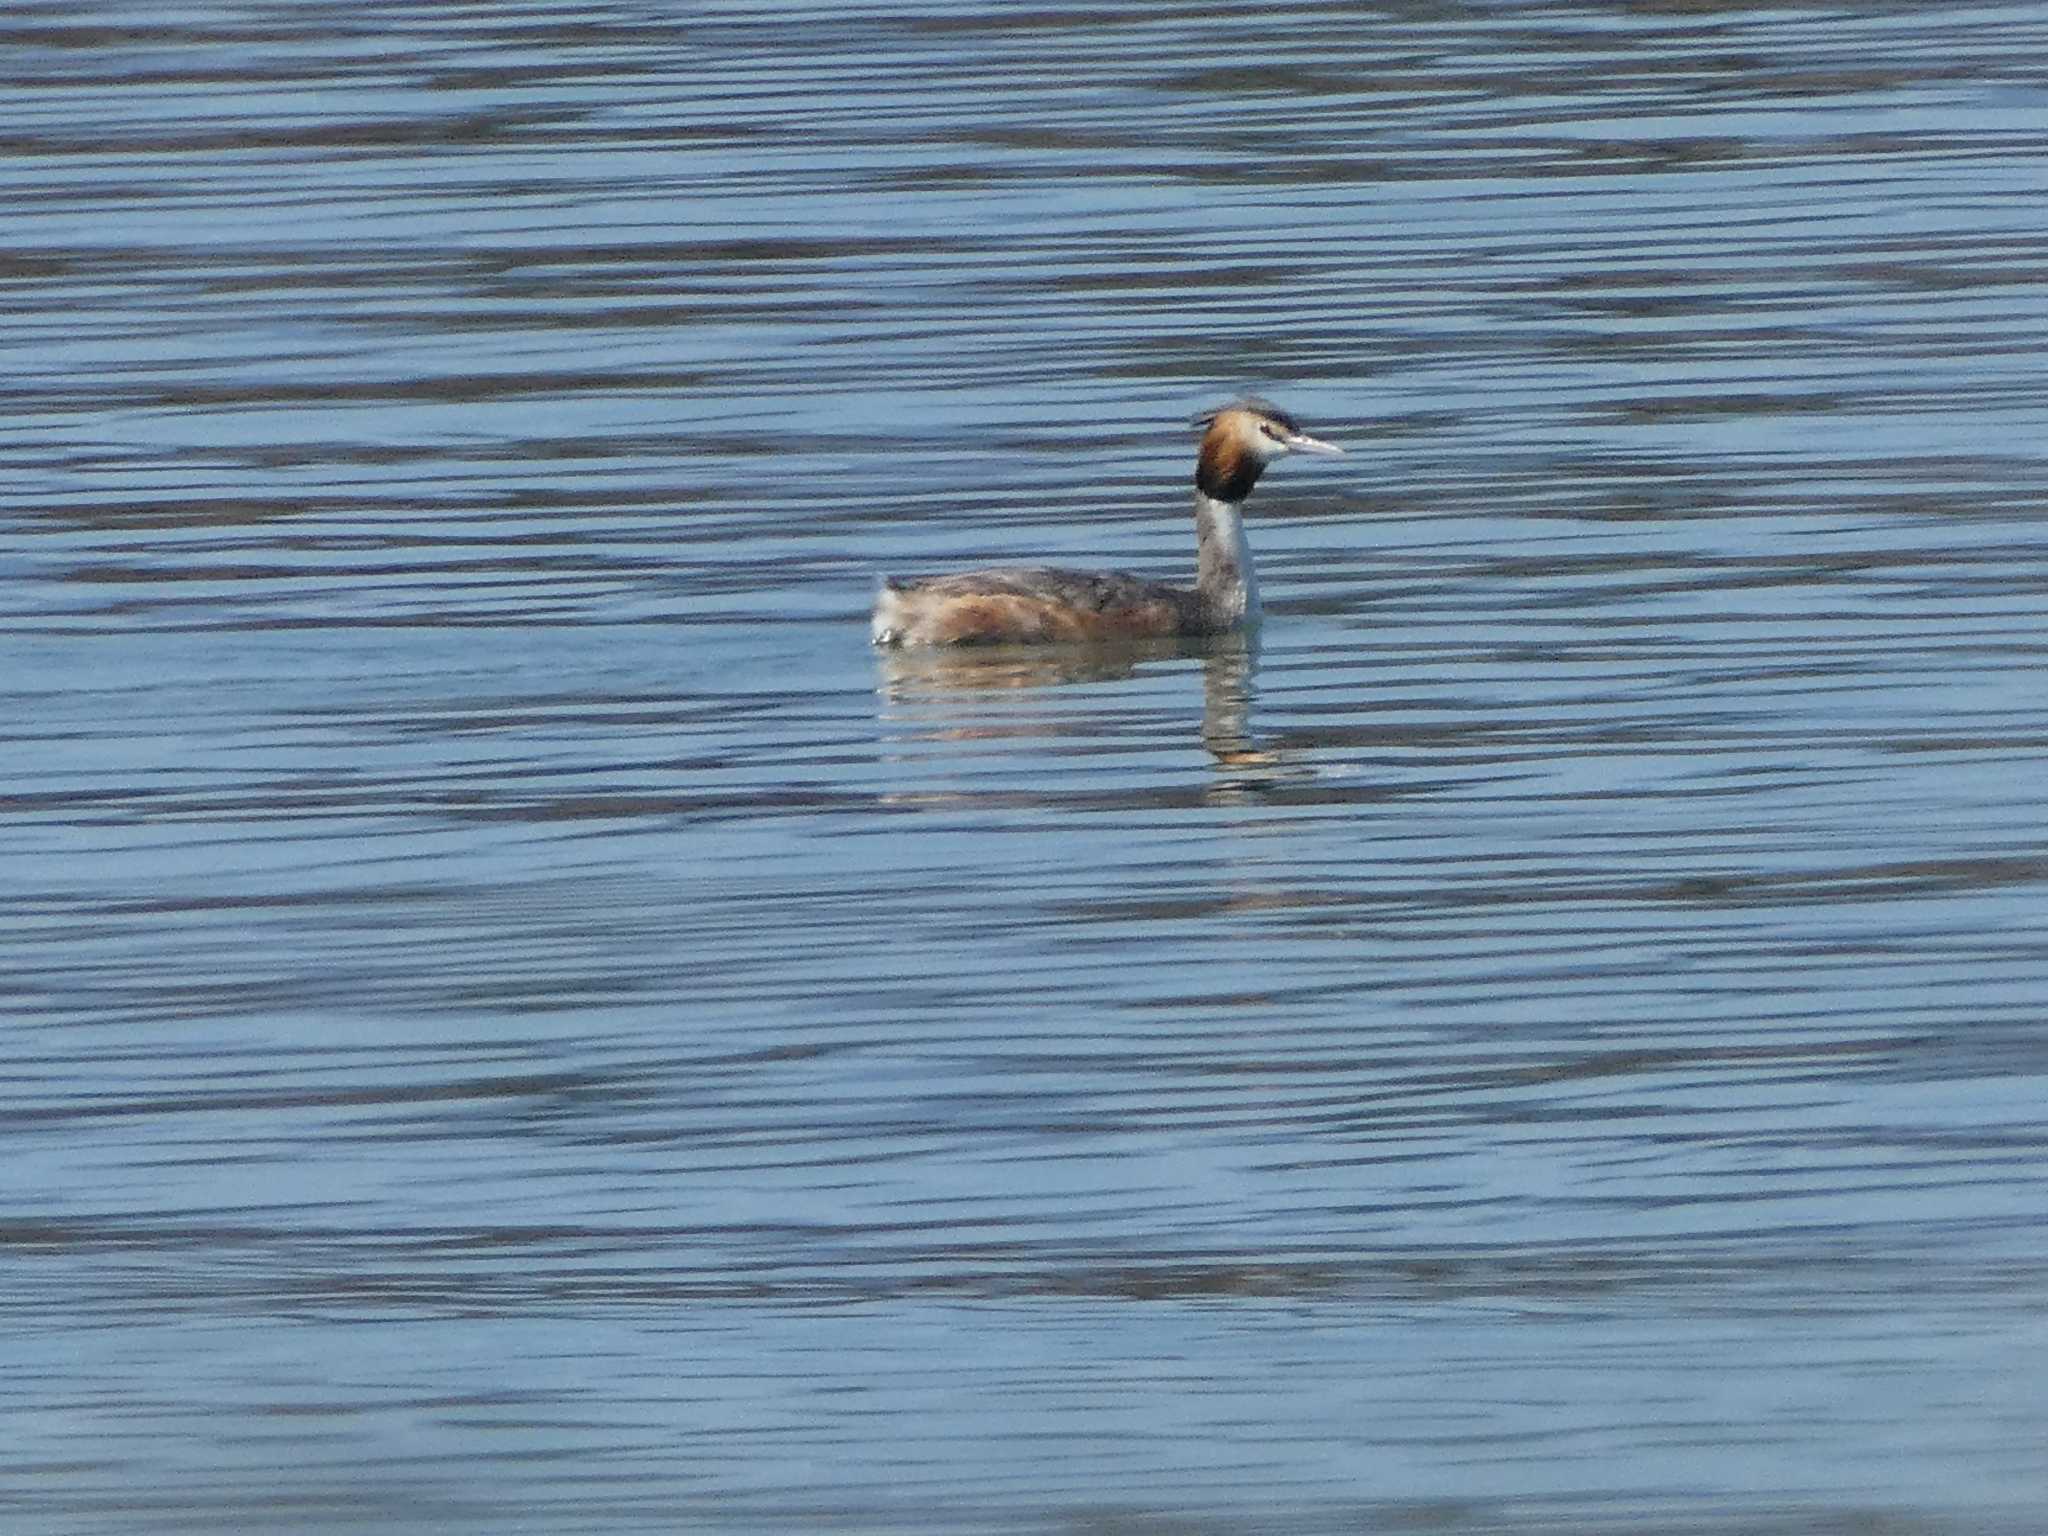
875;636;1309;799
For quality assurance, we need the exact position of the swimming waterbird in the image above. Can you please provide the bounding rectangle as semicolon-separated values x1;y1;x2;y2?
871;399;1342;646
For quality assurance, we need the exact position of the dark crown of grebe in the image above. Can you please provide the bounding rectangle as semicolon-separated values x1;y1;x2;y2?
1191;397;1344;503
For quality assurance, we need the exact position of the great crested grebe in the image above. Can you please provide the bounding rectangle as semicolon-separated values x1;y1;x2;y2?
870;398;1342;646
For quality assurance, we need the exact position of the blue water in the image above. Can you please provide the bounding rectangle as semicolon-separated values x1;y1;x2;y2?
5;3;2048;1532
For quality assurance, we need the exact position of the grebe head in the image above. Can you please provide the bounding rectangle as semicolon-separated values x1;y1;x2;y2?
1191;397;1342;502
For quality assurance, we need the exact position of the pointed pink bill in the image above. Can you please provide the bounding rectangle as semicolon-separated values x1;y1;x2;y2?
1283;430;1343;455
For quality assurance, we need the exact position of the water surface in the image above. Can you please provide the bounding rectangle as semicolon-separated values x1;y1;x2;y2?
6;2;2048;1532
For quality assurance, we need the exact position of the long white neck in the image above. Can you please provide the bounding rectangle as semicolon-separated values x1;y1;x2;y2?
1193;490;1260;631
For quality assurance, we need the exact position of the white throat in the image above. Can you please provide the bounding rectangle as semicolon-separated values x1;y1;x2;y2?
1194;491;1260;629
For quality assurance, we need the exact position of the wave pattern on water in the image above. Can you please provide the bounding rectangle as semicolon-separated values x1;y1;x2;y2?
4;2;2048;1533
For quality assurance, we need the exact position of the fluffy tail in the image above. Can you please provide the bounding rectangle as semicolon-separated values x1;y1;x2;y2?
870;577;909;646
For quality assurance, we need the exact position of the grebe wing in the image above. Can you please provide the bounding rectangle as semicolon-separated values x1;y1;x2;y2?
874;566;1200;645
884;565;1189;615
